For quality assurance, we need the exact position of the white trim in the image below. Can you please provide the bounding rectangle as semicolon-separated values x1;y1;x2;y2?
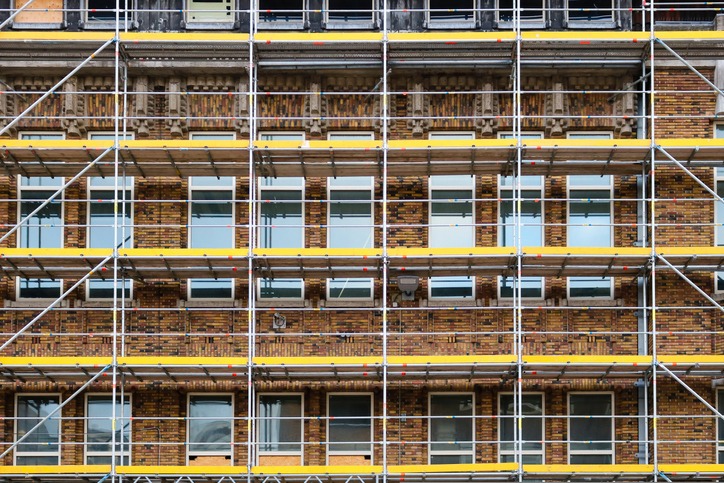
497;392;545;464
326;392;374;464
258;131;306;141
256;392;305;465
428;392;475;464
186;393;235;464
425;0;476;29
84;393;132;465
82;0;134;27
567;392;615;464
565;0;617;28
14;393;62;465
256;0;306;30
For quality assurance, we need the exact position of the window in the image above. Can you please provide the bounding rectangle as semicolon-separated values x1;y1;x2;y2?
499;393;544;464
498;133;544;299
18;135;64;298
259;133;305;300
715;126;724;292
327;133;374;300
87;175;133;299
186;0;234;24
568;393;613;464
15;394;60;465
258;0;305;28
718;389;724;463
429;393;474;464
327;394;373;463
497;0;545;27
325;0;376;28
258;394;303;461
84;0;131;24
188;133;235;300
188;394;233;463
429;133;475;299
567;133;613;298
567;0;615;26
427;0;475;28
85;394;131;465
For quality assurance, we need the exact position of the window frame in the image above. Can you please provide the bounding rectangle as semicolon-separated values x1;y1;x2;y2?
186;392;235;464
428;132;476;301
496;0;546;29
567;391;615;464
185;0;236;26
187;132;236;301
717;389;724;463
428;392;475;464
257;132;306;302
84;393;132;465
714;124;724;293
256;0;307;30
323;0;378;30
82;0;134;29
565;0;617;28
497;392;545;464
326;392;374;464
425;0;476;29
256;392;305;464
14;393;62;465
566;132;614;300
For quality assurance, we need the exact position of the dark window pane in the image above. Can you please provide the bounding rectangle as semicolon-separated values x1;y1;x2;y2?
327;0;373;21
259;0;304;23
429;0;474;21
328;395;371;453
430;394;473;453
259;395;302;452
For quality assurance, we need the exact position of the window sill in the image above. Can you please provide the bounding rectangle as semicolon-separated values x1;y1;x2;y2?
425;21;476;30
563;298;623;307
256;299;308;308
324;21;377;30
80;300;135;308
81;21;137;30
566;20;617;29
423;298;477;307
181;299;243;308
6;299;69;308
497;21;546;29
257;22;306;30
321;299;377;308
184;22;235;31
12;22;64;29
494;298;548;307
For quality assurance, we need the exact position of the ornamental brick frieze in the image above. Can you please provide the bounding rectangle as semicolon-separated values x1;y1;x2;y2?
614;75;637;138
257;75;306;131
0;76;16;138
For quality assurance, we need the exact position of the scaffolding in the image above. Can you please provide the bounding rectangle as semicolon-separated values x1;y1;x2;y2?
3;1;724;482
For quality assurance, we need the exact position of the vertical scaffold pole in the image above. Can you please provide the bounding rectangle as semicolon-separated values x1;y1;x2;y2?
382;0;390;480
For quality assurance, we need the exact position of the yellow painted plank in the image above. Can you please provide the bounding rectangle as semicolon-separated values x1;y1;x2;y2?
659;464;724;473
523;246;650;256
256;32;382;42
0;465;110;474
0;248;112;257
121;32;250;42
658;355;724;365
532;138;649;148
119;356;248;366
255;140;382;150
388;32;515;42
657;31;724;41
388;355;517;365
524;355;651;365
252;465;383;475
659;139;724;148
254;356;382;366
0;357;111;366
389;463;517;473
387;139;512;149
122;140;250;149
0;32;113;41
118;466;246;475
254;248;382;257
657;246;724;256
119;248;248;258
524;464;654;474
388;247;515;257
522;31;650;42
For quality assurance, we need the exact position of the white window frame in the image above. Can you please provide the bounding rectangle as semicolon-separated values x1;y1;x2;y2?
188;132;236;301
714;125;724;293
717;389;724;463
83;0;134;28
565;0;616;28
14;393;61;465
256;0;307;30
326;392;374;464
256;392;305;464
566;132;614;300
425;0;476;29
185;0;235;26
186;393;234;464
496;0;546;28
428;392;475;464
428;132;476;301
84;393;132;465
257;132;306;302
497;392;545;464
567;391;614;464
324;0;378;29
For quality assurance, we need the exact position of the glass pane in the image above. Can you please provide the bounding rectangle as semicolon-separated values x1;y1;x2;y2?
260;190;303;249
189;279;233;299
89;134;132;142
499;394;543;452
570;394;612;452
569;277;611;298
569;175;612;187
500;190;542;247
430;277;473;299
718;391;724;442
569;189;611;247
88;279;131;299
430;394;473;452
89;189;132;248
259;0;304;22
328;133;374;141
259;395;302;452
188;395;232;454
87;0;128;22
568;0;613;21
19;278;61;298
190;190;234;249
717;180;724;244
17;396;60;454
260;177;304;187
430;189;474;248
260;279;303;299
190;134;235;141
570;454;613;464
329;190;373;249
327;0;373;21
328;279;372;299
431;454;473;464
328;395;371;453
429;175;474;188
500;277;543;299
87;395;131;454
259;134;304;142
329;177;373;187
429;133;475;141
21;134;64;142
500;175;543;188
20;190;62;248
89;176;133;186
16;455;59;465
429;0;474;21
190;176;235;188
501;453;543;464
498;0;544;21
718;272;724;292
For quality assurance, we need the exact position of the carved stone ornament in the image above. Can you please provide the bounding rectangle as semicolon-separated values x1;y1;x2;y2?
406;82;429;138
475;77;499;138
0;76;16;138
303;76;327;138
235;79;250;139
167;77;188;138
133;76;151;138
62;76;87;139
545;76;570;138
614;75;637;138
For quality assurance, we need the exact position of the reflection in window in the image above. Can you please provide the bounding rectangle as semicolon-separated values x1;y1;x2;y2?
428;0;475;25
430;394;473;464
258;0;304;25
188;395;233;461
85;0;131;23
328;394;372;457
326;0;374;23
16;395;60;465
569;393;613;464
259;395;303;454
499;394;544;464
498;0;545;24
86;395;131;465
567;0;614;23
